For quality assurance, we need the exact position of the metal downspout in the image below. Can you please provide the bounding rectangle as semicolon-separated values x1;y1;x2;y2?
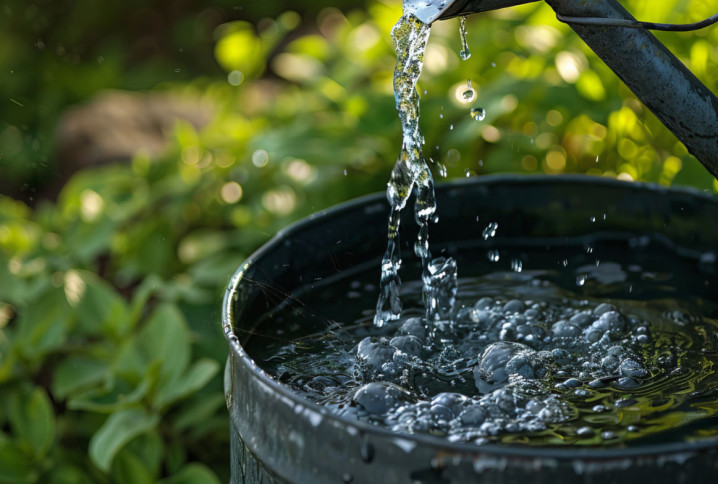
425;0;718;178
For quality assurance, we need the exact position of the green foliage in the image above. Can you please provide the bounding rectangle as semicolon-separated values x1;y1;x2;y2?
2;0;718;481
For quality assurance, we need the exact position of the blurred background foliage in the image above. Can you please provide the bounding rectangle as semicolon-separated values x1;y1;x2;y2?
1;0;718;481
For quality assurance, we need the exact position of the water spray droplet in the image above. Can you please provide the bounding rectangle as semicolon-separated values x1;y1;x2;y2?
459;17;471;60
482;222;498;240
462;89;475;103
470;107;486;121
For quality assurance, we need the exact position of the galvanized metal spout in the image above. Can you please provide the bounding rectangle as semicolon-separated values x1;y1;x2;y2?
407;0;538;24
408;0;718;179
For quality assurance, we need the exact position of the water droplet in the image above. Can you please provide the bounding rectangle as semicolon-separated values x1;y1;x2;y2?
462;88;476;103
449;124;454;130
589;216;596;223
470;107;486;121
576;274;587;286
438;164;447;177
488;250;500;262
360;441;375;463
464;168;471;177
439;113;444;119
482;222;498;240
511;259;523;273
459;17;471;60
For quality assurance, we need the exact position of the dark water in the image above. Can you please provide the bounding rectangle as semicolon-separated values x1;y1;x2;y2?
245;236;718;447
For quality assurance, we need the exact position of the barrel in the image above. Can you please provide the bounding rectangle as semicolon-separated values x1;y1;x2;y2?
222;175;718;483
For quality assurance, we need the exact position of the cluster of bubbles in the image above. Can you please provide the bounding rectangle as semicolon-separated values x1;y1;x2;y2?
348;286;687;443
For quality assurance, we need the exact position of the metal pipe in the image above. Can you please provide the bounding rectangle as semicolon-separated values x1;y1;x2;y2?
437;0;539;20
545;0;718;178
409;0;539;24
410;0;718;178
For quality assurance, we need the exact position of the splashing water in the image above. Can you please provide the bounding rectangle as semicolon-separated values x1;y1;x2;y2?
459;16;471;60
375;13;445;327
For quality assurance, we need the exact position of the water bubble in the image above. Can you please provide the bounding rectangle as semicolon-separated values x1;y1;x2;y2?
356;337;397;381
399;317;427;342
474;341;537;393
470;107;486;121
353;382;413;414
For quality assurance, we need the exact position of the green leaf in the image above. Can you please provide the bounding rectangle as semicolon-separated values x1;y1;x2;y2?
88;408;159;472
158;463;220;484
126;430;164;479
52;357;110;400
44;464;94;484
172;393;226;432
72;271;130;337
67;370;152;414
165;439;186;475
156;359;219;408
12;286;72;361
7;386;55;458
0;442;36;483
110;446;154;484
129;273;164;327
138;303;190;385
